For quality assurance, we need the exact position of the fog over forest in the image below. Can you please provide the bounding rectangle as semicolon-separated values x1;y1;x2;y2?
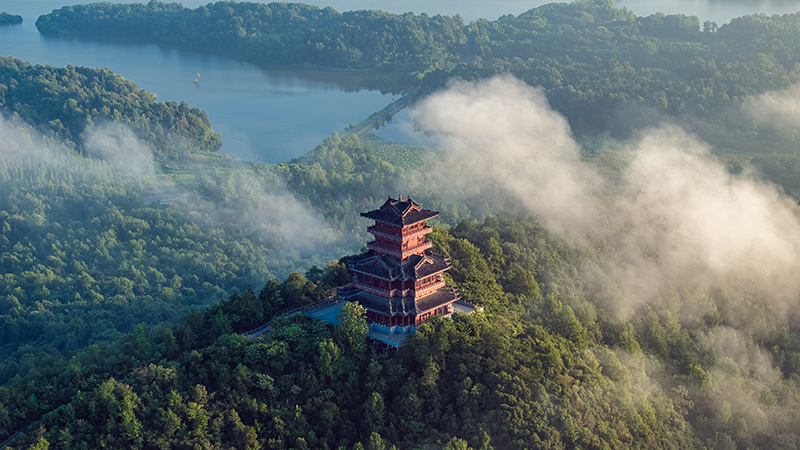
5;1;800;449
415;74;800;324
410;74;800;438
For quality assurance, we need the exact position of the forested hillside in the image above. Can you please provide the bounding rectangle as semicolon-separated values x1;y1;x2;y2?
34;1;800;134
4;0;800;448
0;70;485;388
0;121;403;386
0;56;221;157
4;215;800;449
0;12;23;26
35;2;467;71
33;0;800;192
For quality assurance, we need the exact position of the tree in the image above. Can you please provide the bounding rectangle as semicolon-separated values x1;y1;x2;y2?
28;436;49;450
363;392;385;433
335;302;368;354
442;437;471;450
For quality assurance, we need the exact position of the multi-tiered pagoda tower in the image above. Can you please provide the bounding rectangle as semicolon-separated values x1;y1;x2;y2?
341;196;461;339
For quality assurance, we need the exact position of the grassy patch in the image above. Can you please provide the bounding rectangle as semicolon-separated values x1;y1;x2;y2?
360;132;442;169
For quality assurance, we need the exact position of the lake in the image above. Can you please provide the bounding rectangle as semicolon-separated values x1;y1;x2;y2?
2;0;800;163
0;1;410;163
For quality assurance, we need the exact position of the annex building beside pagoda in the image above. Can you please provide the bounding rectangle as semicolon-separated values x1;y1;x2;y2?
339;195;478;347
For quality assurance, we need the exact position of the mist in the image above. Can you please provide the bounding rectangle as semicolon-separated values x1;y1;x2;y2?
413;75;800;321
185;169;336;254
85;122;156;177
409;74;800;438
1;114;77;164
0;113;336;266
747;84;800;129
412;75;602;235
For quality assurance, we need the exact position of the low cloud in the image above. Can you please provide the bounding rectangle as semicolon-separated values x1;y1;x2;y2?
413;75;602;234
747;84;800;129
0;114;116;186
85;122;156;176
410;76;800;440
186;169;335;254
614;127;800;315
1;114;72;164
413;75;800;323
0;114;336;268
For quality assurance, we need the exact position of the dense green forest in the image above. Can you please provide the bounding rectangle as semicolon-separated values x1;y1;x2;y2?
3;215;800;449
5;60;800;448
0;64;487;388
35;1;467;72
32;0;800;193
33;1;800;133
4;0;800;448
0;13;23;26
0;56;221;157
0;125;391;386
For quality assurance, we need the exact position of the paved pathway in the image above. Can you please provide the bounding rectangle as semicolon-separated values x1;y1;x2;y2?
1;423;36;450
241;296;344;338
305;302;345;325
341;96;411;137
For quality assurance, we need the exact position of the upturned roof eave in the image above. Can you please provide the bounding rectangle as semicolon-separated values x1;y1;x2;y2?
350;254;451;281
360;211;439;226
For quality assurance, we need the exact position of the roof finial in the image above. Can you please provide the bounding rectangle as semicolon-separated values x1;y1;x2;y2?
399;194;403;201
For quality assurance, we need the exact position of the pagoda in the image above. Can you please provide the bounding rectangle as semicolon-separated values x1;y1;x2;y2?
340;195;462;342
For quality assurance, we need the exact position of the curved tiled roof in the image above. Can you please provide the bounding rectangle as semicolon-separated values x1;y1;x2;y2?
342;287;459;315
361;196;439;226
349;251;450;281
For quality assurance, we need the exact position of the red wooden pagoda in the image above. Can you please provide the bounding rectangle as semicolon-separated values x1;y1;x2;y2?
340;196;461;340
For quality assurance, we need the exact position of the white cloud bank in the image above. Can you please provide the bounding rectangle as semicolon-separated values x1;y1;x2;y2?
413;75;800;322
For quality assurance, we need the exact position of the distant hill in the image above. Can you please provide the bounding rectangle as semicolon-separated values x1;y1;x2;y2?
0;56;221;158
35;1;466;72
0;12;22;26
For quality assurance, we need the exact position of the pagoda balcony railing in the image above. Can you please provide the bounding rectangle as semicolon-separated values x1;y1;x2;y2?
367;225;432;241
366;227;402;242
355;279;446;299
415;280;447;297
354;282;400;298
402;225;433;237
402;241;433;256
366;242;401;258
366;241;433;258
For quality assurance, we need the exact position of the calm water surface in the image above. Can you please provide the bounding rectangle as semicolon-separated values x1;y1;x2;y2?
2;0;800;162
0;1;400;163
